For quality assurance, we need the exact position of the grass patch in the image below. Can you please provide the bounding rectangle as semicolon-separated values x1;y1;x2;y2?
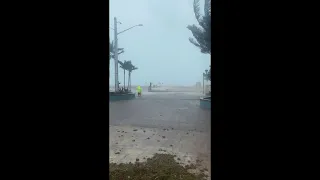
109;153;208;180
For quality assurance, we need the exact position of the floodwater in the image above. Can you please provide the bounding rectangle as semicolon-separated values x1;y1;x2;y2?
109;87;211;179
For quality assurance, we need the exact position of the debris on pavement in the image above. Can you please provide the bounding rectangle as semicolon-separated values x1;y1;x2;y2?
109;153;208;180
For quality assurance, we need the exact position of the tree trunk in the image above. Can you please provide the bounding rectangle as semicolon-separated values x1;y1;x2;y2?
130;73;131;89
124;69;126;89
128;72;130;91
129;73;131;90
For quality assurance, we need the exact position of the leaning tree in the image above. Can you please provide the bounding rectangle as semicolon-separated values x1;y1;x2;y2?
187;0;211;54
208;65;211;80
204;69;210;81
126;61;138;90
119;60;131;89
109;40;124;60
205;65;211;81
109;40;125;78
188;0;211;90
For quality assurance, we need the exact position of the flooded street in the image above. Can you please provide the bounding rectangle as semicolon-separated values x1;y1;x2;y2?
109;89;211;178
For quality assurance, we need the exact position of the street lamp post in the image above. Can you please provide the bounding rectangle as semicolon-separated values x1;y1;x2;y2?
204;70;208;95
113;17;142;92
114;17;119;91
203;73;205;94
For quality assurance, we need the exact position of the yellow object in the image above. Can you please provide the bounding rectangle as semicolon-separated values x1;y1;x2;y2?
136;85;142;93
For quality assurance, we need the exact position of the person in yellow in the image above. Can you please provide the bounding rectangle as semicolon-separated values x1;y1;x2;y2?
136;85;142;97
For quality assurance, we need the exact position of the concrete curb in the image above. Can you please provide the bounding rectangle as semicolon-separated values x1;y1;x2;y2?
110;92;135;101
200;97;211;110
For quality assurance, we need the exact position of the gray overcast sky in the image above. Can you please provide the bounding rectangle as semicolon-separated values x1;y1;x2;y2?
109;0;210;86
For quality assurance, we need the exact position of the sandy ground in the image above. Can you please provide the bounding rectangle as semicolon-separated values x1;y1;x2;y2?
109;89;211;179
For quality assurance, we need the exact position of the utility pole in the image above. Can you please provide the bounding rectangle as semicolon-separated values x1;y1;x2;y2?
114;17;119;92
203;73;205;94
112;17;142;92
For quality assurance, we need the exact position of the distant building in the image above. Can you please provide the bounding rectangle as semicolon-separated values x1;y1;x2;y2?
196;82;201;88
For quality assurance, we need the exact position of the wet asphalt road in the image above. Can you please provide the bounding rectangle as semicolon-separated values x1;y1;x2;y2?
109;91;211;179
109;92;211;132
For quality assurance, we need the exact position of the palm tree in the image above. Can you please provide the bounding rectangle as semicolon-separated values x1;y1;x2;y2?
109;40;124;79
204;66;211;81
126;61;138;90
188;0;211;96
204;69;209;81
119;60;130;89
109;40;124;60
187;0;211;54
208;65;211;81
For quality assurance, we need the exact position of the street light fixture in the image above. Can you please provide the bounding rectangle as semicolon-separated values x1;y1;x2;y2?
117;24;143;35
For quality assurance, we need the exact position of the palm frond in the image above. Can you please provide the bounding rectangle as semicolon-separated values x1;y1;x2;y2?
188;0;211;54
118;60;124;66
128;63;138;72
118;49;124;55
110;40;125;59
204;0;211;18
187;24;210;54
189;38;201;48
193;0;202;24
